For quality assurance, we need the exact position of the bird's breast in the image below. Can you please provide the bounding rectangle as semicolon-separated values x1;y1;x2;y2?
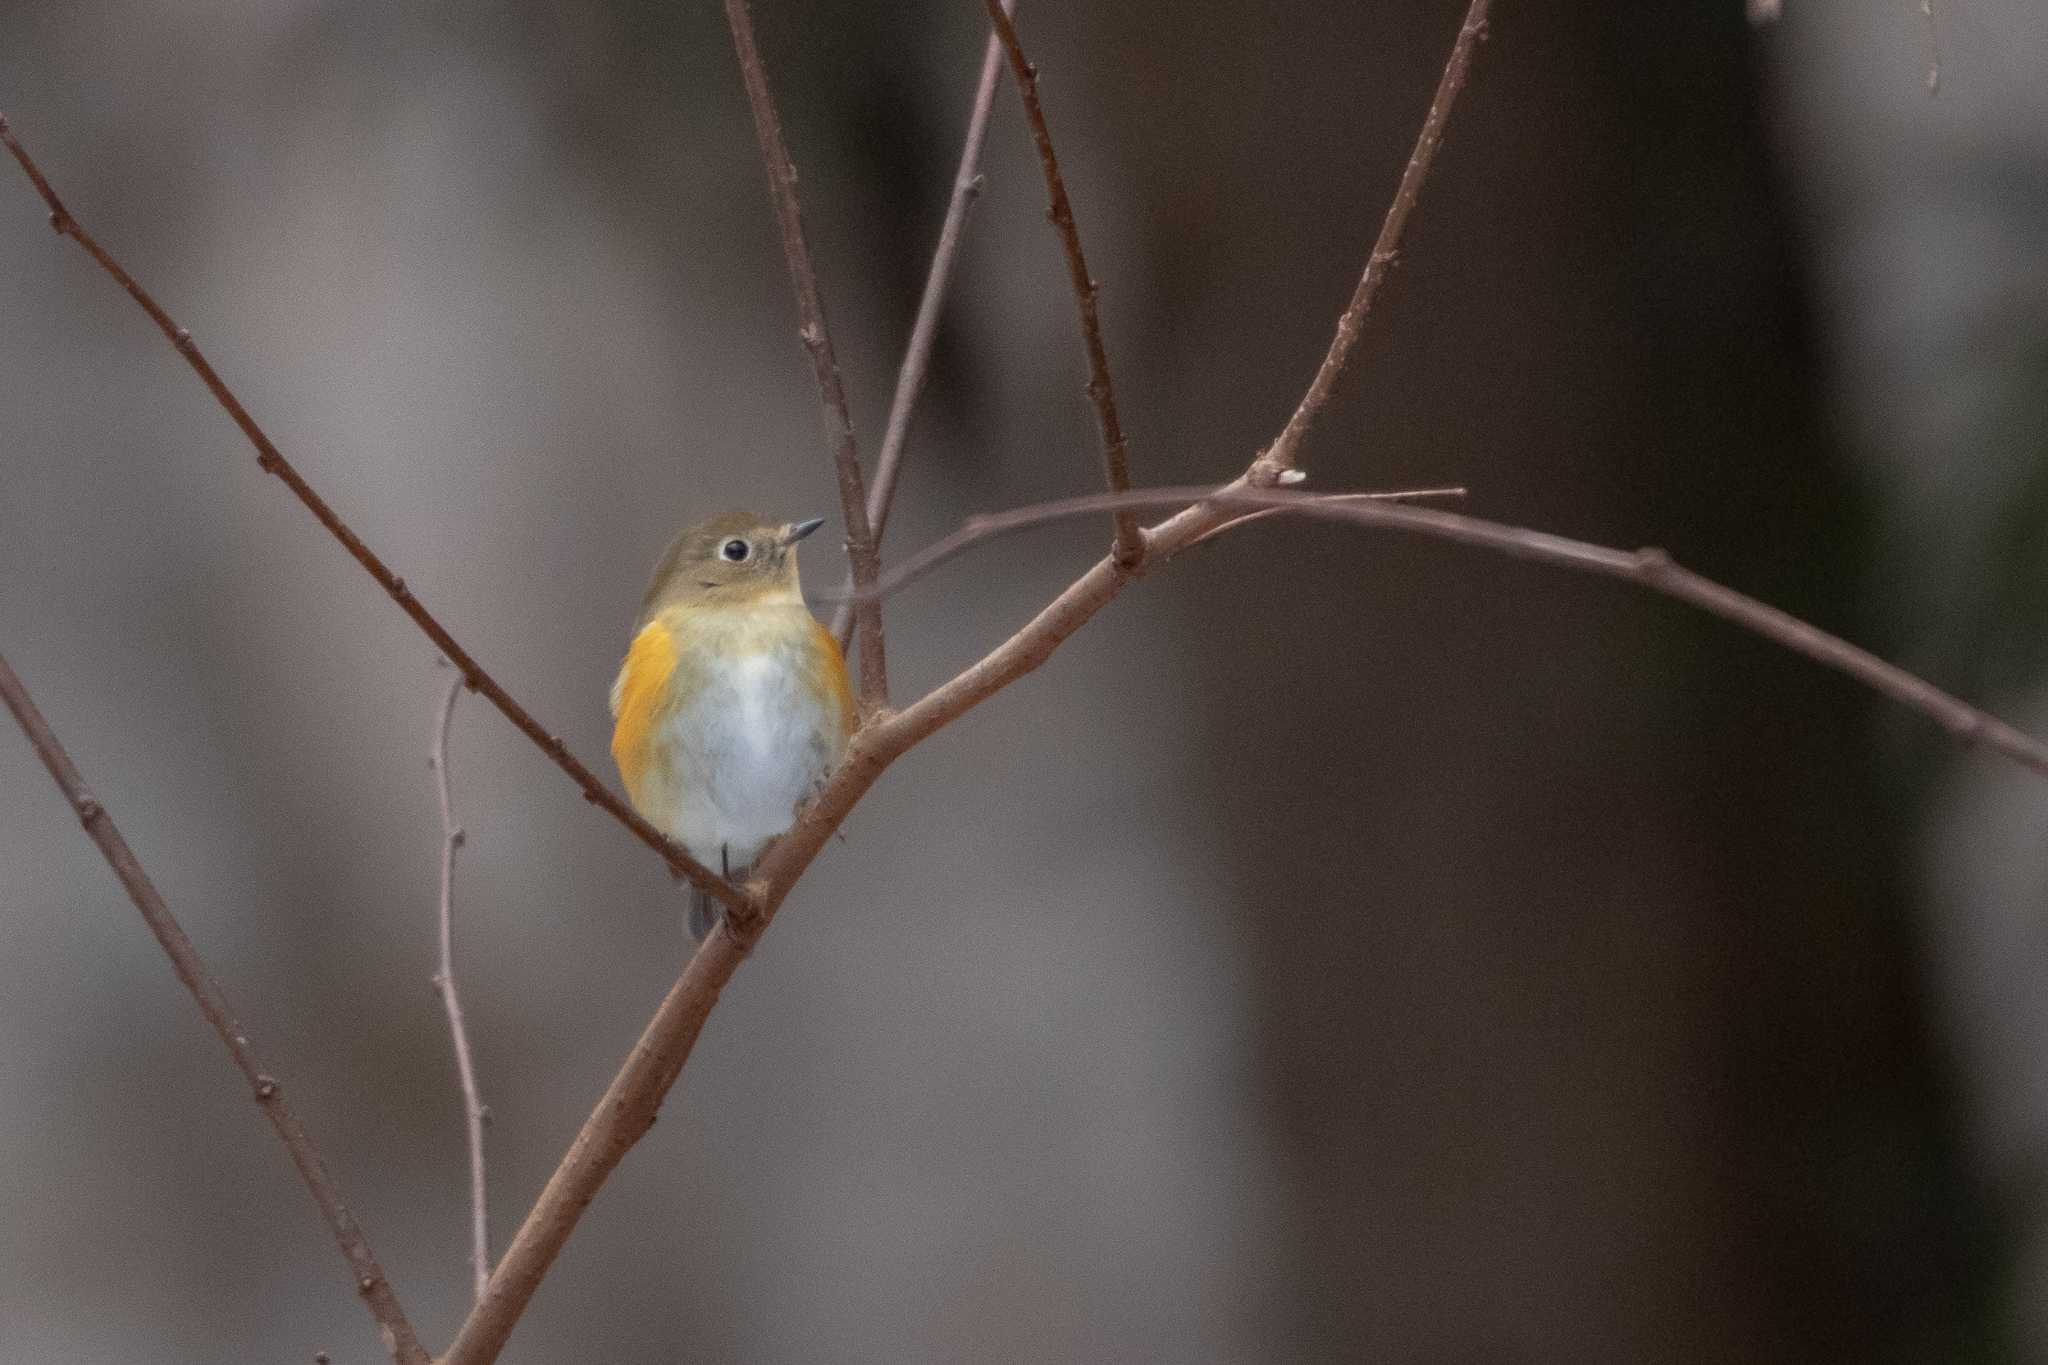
610;606;848;866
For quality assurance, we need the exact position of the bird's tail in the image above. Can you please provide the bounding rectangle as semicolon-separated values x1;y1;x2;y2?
688;845;744;943
687;885;718;943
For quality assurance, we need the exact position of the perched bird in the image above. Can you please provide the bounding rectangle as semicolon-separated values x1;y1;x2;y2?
610;511;855;939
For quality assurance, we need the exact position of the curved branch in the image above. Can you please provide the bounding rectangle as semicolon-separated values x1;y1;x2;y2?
852;482;2048;779
0;652;431;1365
833;483;1464;600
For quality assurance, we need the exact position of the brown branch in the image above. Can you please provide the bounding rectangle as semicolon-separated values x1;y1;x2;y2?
430;670;491;1304
832;2;1017;646
720;0;889;710
441;921;752;1365
851;482;2048;779
835;483;1467;596
1177;486;1469;551
0;651;431;1365
0;113;747;916
981;0;1144;568
1254;0;1492;481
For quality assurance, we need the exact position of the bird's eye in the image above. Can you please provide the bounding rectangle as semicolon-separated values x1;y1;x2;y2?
720;538;751;562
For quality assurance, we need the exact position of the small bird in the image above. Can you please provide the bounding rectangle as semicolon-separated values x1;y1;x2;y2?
610;511;855;939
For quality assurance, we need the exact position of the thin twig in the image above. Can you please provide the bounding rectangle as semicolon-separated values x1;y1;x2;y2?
819;484;1465;592
839;482;2048;779
981;0;1143;567
430;670;490;1304
832;2;1017;646
1255;0;1492;481
0;113;747;916
0;651;431;1365
719;0;889;710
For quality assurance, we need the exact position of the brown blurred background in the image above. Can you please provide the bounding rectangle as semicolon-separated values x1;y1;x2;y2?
3;1;2045;1361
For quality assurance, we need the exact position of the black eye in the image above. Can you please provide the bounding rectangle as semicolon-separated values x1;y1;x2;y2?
720;538;750;562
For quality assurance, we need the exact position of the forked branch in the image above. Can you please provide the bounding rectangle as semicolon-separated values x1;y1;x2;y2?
0;652;431;1365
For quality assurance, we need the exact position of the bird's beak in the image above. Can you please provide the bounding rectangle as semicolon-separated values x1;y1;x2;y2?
784;517;827;545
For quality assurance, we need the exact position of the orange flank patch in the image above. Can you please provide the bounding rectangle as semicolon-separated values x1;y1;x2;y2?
808;617;857;738
610;619;679;808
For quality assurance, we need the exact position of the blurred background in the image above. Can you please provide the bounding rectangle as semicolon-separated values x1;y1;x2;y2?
3;0;2046;1360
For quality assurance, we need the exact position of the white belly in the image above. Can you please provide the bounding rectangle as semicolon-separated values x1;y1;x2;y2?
662;649;835;873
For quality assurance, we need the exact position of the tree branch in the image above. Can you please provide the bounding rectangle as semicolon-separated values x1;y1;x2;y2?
440;921;752;1365
837;483;1466;591
981;0;1144;567
832;1;1017;646
430;670;491;1304
1254;0;1492;481
0;113;748;916
848;482;2048;780
0;651;431;1365
720;0;889;709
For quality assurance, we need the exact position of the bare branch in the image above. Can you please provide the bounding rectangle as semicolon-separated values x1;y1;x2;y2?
1177;487;1468;550
430;670;491;1304
0;651;431;1365
1255;0;1492;481
441;921;752;1365
840;482;2048;780
0;114;747;915
981;0;1144;567
832;3;1017;646
831;483;1466;597
719;0;889;709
